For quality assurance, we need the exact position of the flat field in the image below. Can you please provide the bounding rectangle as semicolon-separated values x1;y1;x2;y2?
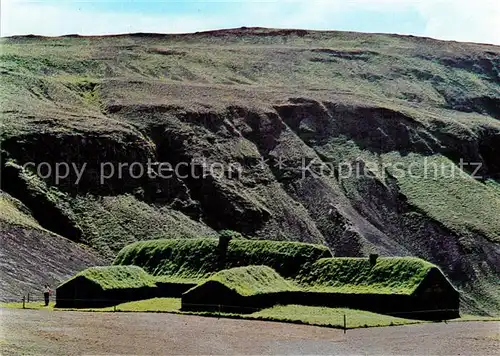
1;308;499;355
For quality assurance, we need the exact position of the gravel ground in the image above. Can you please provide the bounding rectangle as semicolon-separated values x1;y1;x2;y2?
1;308;498;355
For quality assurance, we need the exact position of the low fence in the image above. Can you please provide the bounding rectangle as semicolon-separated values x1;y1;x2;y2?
2;294;460;334
182;289;460;321
7;291;461;318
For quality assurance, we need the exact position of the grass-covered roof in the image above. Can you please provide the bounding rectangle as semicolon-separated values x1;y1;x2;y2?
297;257;438;295
113;238;331;280
113;238;219;282
60;265;157;290
194;265;300;297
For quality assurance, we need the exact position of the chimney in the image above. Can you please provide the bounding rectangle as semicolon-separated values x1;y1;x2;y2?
217;234;232;270
369;254;378;267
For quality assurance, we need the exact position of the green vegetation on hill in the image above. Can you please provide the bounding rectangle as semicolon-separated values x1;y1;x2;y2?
297;257;436;294
69;195;217;257
0;191;41;229
62;265;157;290
1;30;498;111
382;153;500;243
1;28;499;315
113;238;331;280
203;265;299;296
317;143;500;245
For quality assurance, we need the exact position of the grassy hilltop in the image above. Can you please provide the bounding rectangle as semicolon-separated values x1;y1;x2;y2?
0;28;499;315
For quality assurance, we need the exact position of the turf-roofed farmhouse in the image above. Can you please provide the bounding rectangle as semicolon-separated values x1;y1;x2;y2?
56;265;158;308
295;257;460;319
182;265;301;313
56;237;460;319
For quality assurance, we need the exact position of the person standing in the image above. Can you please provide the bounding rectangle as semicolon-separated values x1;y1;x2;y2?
43;285;51;306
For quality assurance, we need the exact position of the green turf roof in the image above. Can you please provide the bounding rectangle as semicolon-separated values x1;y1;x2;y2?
198;265;300;297
113;238;219;280
61;265;157;290
297;257;437;295
225;239;332;278
113;238;331;279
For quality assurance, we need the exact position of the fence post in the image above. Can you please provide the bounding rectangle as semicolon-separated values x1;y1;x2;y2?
22;296;25;309
27;293;30;303
343;313;346;334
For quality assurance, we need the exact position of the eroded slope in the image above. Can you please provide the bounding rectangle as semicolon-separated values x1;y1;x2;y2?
1;28;499;313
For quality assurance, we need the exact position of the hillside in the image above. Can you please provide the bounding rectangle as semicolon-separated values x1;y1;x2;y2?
0;28;499;314
0;192;104;300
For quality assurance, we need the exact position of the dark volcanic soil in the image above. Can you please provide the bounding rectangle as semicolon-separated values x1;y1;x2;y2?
0;224;105;302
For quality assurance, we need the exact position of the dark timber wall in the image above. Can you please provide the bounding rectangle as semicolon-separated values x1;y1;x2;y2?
56;277;196;308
